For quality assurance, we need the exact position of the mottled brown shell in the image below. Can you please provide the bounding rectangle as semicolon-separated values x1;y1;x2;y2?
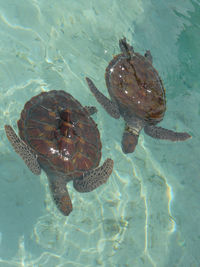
105;53;166;123
17;90;101;178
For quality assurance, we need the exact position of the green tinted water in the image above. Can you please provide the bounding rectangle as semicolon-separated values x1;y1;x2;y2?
0;0;199;266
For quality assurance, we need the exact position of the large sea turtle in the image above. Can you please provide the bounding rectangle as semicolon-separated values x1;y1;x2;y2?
86;38;191;153
5;90;113;215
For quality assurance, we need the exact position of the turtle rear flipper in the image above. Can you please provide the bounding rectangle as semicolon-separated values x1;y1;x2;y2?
4;125;41;175
144;125;191;141
73;158;113;193
145;50;153;63
119;37;134;57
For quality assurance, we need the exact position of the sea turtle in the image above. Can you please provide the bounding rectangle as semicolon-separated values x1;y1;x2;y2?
86;38;191;153
4;90;113;216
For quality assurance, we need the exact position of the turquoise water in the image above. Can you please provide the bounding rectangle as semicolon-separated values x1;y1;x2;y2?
0;0;199;266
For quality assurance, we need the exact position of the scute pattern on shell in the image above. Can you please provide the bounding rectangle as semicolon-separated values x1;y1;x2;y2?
105;53;166;123
18;90;101;178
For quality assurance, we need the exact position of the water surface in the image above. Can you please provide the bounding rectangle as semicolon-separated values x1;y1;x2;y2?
0;0;199;266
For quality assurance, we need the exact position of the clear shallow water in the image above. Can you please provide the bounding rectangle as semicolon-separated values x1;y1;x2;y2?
0;0;199;266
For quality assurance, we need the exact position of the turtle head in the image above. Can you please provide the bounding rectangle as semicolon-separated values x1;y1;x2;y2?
121;130;139;154
121;119;143;153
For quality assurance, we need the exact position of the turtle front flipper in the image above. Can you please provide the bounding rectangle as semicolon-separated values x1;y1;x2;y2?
85;77;120;119
73;158;114;193
47;172;72;216
4;125;41;175
144;125;192;141
84;106;98;115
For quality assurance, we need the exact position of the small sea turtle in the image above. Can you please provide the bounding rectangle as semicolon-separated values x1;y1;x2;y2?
86;38;191;153
5;90;113;216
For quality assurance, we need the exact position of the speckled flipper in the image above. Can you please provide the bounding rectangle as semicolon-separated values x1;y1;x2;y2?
144;125;192;141
84;106;98;115
4;125;41;175
73;158;114;193
47;173;72;216
86;77;120;119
